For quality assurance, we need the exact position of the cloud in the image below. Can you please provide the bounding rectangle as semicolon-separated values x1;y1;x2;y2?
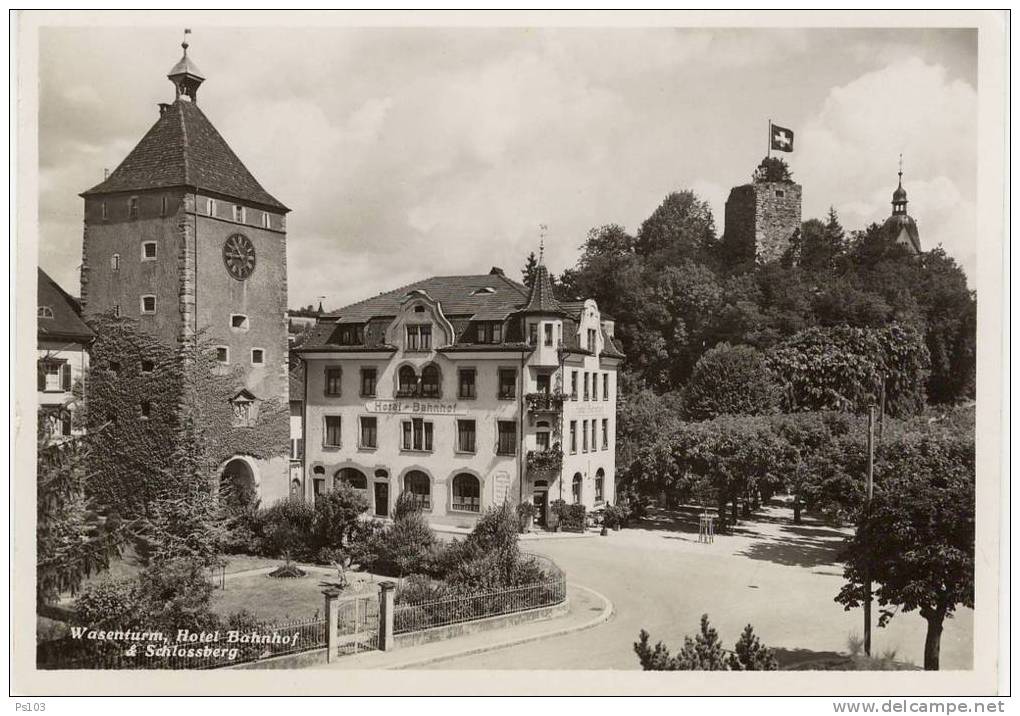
35;28;978;308
797;57;977;279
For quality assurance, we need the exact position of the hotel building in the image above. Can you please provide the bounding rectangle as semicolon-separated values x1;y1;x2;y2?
296;264;623;528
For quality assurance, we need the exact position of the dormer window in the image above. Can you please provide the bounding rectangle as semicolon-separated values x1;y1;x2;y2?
414;305;426;313
406;324;432;351
471;287;495;295
477;322;502;344
37;306;54;319
338;324;364;346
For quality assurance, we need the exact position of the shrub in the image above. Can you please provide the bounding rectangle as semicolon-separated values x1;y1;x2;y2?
392;490;422;522
259;497;316;562
516;501;537;531
312;484;369;552
634;615;778;671
74;578;142;631
555;503;587;532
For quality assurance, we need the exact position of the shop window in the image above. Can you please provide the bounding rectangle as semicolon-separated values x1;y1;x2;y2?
404;470;431;510
451;473;480;513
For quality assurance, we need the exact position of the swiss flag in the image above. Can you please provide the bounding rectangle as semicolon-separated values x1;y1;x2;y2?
771;124;794;152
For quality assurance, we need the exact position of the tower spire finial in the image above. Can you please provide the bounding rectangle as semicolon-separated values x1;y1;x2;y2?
167;29;204;103
538;223;548;265
898;153;903;184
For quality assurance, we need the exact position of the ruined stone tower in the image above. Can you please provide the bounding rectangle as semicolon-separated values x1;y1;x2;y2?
722;158;802;265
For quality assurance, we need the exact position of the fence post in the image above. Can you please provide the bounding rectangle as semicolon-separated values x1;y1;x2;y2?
323;587;340;663
378;581;396;651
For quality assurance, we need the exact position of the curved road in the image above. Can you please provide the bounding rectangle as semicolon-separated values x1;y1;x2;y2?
423;508;973;670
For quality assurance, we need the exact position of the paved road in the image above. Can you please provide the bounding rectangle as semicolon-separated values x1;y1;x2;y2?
423;507;973;670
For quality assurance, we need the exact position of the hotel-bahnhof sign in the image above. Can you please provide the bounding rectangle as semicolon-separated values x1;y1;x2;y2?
366;400;465;416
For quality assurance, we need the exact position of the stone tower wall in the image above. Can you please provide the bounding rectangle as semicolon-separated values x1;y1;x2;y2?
722;180;802;265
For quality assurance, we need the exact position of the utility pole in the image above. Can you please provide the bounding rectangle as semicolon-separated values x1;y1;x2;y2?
864;404;876;656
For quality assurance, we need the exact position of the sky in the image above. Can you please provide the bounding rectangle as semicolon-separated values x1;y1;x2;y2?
37;26;978;309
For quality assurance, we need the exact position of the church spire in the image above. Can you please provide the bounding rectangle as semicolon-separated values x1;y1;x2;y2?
167;29;205;103
892;153;908;215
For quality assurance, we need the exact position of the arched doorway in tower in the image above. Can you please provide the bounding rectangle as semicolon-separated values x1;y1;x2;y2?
220;457;257;509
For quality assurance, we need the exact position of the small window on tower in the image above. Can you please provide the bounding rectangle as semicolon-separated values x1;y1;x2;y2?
261;212;271;229
111;253;120;271
160;196;168;216
140;401;151;419
141;359;155;373
231;314;249;331
251;348;265;365
140;295;156;314
206;198;216;215
776;189;785;198
233;205;245;223
215;346;229;364
113;304;121;318
101;202;108;220
128;196;139;219
141;241;157;260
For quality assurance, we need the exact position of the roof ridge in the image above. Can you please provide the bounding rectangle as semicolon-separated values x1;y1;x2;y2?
178;102;190;183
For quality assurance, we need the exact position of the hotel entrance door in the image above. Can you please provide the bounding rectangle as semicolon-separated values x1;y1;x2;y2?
374;482;389;518
533;489;548;527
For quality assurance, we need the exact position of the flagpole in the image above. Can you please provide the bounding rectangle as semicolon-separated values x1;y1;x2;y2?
768;119;772;159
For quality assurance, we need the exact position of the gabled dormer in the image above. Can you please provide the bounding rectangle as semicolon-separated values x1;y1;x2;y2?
386;289;456;353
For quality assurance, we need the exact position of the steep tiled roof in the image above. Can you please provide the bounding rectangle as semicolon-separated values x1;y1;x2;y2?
304;271;624;358
81;99;287;211
520;264;563;314
38;269;93;344
324;271;529;323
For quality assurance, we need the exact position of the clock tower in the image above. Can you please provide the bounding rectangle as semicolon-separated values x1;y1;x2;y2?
79;38;292;504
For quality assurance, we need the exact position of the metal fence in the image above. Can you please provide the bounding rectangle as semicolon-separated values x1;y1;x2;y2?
392;554;567;636
36;615;327;671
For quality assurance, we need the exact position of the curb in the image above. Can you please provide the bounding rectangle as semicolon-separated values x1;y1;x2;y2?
385;583;615;670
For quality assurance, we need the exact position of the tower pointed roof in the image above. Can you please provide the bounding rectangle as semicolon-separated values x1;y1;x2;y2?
520;262;563;315
81;99;288;211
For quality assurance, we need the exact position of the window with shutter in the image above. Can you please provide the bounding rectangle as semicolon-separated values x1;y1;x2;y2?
61;363;72;391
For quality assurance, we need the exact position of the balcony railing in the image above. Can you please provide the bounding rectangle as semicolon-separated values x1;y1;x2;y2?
525;392;567;412
526;445;563;474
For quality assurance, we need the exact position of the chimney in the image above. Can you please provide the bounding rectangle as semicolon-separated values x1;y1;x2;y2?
159;103;172;117
489;266;505;277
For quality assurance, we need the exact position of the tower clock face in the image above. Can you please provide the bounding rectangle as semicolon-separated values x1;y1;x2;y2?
223;234;256;280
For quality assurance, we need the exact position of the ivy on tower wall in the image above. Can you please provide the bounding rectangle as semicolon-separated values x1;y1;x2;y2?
82;313;289;519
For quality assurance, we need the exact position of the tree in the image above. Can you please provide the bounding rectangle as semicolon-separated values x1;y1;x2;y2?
753;156;793;183
729;624;780;670
313;483;369;552
634;191;718;265
37;431;123;606
766;323;930;417
634;615;778;671
683;343;779;420
834;422;974;670
521;251;539;289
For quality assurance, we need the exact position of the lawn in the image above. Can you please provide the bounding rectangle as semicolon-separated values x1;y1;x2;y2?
211;567;382;624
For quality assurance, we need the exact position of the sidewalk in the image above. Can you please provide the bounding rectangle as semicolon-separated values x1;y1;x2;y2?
433;525;599;541
319;582;613;670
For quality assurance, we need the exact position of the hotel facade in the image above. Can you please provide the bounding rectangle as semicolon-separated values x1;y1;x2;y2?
296;264;623;528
